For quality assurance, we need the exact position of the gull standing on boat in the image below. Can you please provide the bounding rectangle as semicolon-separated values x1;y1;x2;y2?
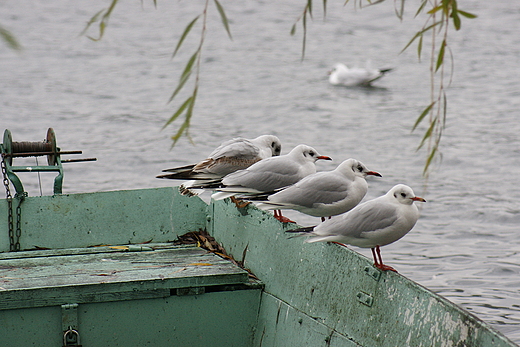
201;144;331;198
156;135;282;195
254;159;381;222
157;135;282;180
328;62;392;87
287;184;425;272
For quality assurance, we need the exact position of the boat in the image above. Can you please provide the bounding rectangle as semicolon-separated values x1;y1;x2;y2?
1;129;517;346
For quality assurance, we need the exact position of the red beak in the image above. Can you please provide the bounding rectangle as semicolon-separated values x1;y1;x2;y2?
317;156;332;161
411;196;426;202
367;171;382;177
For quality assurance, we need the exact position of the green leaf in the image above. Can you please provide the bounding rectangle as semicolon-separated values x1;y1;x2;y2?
180;50;199;82
442;91;447;126
168;50;199;103
172;15;200;58
301;8;308;60
451;10;461;30
426;5;442;15
171;87;198;145
214;0;233;40
290;23;297;36
417;33;423;59
400;21;442;54
423;146;437;175
435;39;446;72
171;116;191;145
0;25;22;50
322;0;327;18
457;10;477;19
450;1;461;30
307;0;313;19
83;0;119;41
168;70;191;104
412;102;435;131
80;9;104;37
415;0;428;17
394;0;405;21
417;117;437;150
163;96;193;129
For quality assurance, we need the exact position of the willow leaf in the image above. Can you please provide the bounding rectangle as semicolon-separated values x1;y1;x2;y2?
412;102;435;131
290;23;297;36
214;0;232;40
168;70;191;103
80;9;105;37
451;10;461;30
322;0;327;18
181;50;199;82
171;88;198;144
394;0;405;21
442;91;447;126
84;0;119;41
435;39;446;72
417;33;423;59
423;146;437;175
415;0;428;17
307;0;313;19
0;25;22;50
441;0;451;15
417;117;437;150
400;21;442;54
163;96;193;129
172;16;200;58
301;9;308;60
426;5;442;15
171;117;191;145
457;10;477;19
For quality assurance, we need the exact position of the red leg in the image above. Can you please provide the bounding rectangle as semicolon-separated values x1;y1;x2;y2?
371;248;379;266
273;210;295;224
230;196;250;208
373;245;397;272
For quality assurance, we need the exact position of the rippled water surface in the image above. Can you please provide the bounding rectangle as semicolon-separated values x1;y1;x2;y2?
1;0;519;343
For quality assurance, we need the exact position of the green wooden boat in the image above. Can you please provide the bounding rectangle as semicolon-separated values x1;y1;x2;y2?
1;130;518;346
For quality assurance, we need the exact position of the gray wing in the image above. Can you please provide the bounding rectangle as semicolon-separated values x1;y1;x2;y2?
222;157;301;191
343;202;398;238
209;138;260;160
270;172;349;208
316;201;398;239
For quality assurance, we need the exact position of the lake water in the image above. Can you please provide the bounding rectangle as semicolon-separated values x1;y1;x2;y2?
1;0;519;343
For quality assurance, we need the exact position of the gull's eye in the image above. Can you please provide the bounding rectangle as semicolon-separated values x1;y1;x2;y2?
309;151;315;156
401;192;407;198
357;165;363;172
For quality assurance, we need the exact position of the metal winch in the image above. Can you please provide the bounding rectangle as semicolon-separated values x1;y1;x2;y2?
1;128;96;251
1;128;96;196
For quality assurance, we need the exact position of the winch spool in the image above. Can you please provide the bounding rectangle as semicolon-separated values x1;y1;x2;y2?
1;128;96;195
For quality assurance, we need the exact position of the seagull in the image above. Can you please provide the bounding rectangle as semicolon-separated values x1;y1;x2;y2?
254;159;382;222
287;184;425;272
328;63;392;87
156;135;282;195
189;144;332;220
